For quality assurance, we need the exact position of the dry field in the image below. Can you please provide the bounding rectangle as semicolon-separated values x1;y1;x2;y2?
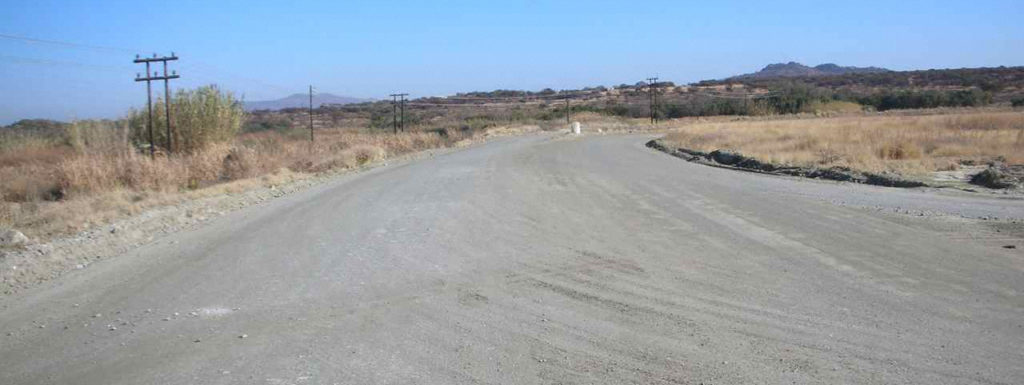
0;125;484;242
660;109;1024;176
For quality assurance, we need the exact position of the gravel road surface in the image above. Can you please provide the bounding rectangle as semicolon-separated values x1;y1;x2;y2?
2;134;1022;384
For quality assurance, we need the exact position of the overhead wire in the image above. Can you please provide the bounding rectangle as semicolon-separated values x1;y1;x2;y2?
0;33;298;98
0;54;133;73
0;33;138;53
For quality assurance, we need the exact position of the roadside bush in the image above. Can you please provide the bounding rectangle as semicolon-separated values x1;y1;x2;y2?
129;85;244;154
856;89;992;111
877;141;922;160
221;146;258;180
66;119;130;154
1012;97;1024;107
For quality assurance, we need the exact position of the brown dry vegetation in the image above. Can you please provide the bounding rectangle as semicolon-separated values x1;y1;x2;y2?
660;109;1024;175
0;122;481;241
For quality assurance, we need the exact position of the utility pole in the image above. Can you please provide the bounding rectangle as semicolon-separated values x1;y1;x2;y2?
134;53;179;157
308;85;315;143
390;94;398;134
646;77;659;124
389;93;407;134
400;94;407;132
565;94;571;124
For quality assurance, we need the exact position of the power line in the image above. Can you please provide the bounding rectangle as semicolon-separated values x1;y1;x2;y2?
0;54;133;73
175;59;294;95
0;33;294;98
0;33;137;53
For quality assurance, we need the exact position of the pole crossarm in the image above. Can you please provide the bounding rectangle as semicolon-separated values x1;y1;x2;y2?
134;74;180;81
133;55;178;63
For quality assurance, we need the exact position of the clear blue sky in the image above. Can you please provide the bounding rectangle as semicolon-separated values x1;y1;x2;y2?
2;0;1022;124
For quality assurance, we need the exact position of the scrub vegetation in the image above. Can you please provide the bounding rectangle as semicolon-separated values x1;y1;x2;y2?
660;109;1024;175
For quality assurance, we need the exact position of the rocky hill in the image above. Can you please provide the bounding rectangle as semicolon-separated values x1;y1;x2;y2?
732;62;890;79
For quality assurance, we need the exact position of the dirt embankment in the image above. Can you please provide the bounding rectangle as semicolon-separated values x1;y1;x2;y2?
646;139;1024;190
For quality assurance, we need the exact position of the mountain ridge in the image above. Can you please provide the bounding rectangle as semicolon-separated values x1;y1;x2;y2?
244;93;369;111
731;62;891;80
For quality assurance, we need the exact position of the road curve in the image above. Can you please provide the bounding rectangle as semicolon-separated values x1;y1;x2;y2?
2;134;1023;384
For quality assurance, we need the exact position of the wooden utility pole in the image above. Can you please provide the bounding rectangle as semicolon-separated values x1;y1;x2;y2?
134;53;179;157
389;93;408;134
565;94;570;124
309;85;315;143
399;94;407;132
646;77;659;124
390;94;398;134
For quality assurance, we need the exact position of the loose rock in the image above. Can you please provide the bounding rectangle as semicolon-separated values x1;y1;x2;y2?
970;167;1017;189
0;229;29;247
709;150;745;166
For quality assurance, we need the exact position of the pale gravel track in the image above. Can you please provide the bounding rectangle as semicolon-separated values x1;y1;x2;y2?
1;134;1022;384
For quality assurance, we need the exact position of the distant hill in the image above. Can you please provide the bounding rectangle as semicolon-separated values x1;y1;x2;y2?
698;66;1024;95
1;119;68;136
731;62;891;79
244;93;369;111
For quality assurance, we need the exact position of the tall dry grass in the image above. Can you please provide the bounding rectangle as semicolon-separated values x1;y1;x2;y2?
129;85;245;154
661;110;1024;175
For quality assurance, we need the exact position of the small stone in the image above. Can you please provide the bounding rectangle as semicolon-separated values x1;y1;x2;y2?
108;325;117;331
193;339;201;343
162;317;170;321
145;309;152;313
0;229;29;246
239;334;248;339
93;313;102;318
1005;245;1017;249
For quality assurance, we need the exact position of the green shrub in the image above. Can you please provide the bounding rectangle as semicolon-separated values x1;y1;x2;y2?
130;85;244;154
1012;97;1024;107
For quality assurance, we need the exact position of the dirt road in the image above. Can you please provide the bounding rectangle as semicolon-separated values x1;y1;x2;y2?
2;134;1022;384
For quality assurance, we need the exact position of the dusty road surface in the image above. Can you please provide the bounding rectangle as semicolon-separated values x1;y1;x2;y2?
2;134;1023;384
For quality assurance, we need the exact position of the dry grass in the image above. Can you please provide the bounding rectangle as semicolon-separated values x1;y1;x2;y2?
0;124;480;241
661;109;1024;175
